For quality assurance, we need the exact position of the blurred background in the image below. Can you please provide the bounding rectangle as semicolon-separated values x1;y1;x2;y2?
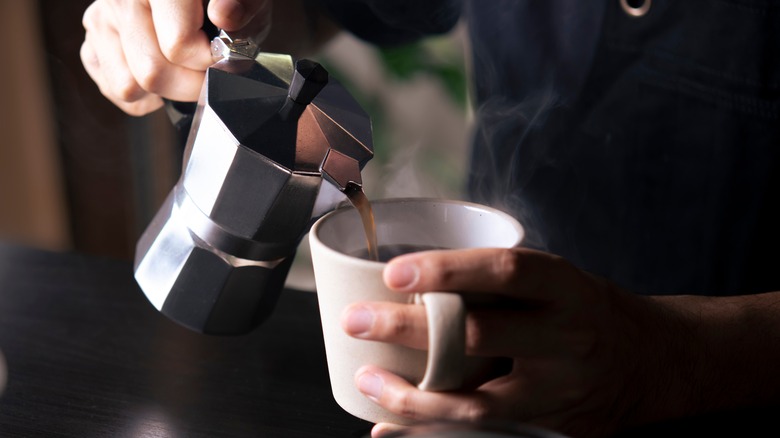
0;0;470;289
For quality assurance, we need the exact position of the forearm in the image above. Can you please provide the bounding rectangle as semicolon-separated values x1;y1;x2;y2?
630;292;780;427
689;292;780;410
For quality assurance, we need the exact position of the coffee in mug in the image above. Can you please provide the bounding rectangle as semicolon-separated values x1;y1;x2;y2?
350;244;449;262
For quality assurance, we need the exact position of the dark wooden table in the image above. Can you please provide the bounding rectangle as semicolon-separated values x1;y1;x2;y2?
1;242;777;438
0;243;372;437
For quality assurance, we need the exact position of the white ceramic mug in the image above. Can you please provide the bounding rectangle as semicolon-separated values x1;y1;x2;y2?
309;198;524;424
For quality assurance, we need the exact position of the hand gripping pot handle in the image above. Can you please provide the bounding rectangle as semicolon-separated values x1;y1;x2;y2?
134;30;373;335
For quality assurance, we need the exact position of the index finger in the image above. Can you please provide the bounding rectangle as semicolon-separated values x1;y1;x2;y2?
149;0;213;70
118;0;209;101
383;247;582;302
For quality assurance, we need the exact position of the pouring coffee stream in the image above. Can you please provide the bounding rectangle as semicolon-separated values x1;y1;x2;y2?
134;29;376;334
345;184;380;262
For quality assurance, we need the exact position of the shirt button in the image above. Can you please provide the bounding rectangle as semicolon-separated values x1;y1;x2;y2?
620;0;651;17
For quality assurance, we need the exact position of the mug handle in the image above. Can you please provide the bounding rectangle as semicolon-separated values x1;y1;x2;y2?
417;292;466;391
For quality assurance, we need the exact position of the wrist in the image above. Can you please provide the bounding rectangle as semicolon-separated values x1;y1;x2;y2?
612;293;704;430
620;292;780;430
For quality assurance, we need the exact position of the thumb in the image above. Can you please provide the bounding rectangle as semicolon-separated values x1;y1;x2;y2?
207;0;272;37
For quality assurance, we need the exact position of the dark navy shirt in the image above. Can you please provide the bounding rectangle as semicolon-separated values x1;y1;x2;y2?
326;0;780;296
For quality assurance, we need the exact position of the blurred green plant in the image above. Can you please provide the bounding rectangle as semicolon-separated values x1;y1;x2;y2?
378;39;468;108
316;31;469;199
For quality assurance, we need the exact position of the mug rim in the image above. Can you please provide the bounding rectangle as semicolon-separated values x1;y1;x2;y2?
309;197;524;267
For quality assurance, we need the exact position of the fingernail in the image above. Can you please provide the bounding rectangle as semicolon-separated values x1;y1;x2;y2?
357;371;383;401
384;262;419;290
343;306;374;336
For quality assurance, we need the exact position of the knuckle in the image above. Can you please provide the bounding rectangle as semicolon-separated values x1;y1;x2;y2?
459;398;490;422
387;391;421;419
388;308;415;339
159;34;193;65
159;45;180;66
569;329;598;356
82;3;99;29
112;77;144;102
492;248;521;284
79;43;97;69
424;256;456;287
134;61;166;94
464;314;488;352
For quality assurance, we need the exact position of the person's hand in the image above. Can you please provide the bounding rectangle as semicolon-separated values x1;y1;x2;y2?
80;0;272;116
341;248;694;438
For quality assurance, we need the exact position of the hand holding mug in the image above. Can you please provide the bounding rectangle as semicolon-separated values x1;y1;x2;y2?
309;199;525;425
342;238;689;437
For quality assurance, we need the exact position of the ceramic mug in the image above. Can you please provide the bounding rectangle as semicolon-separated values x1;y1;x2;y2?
309;198;524;424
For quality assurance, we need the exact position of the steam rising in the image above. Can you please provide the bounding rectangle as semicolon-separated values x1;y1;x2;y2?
463;1;605;253
468;87;560;252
